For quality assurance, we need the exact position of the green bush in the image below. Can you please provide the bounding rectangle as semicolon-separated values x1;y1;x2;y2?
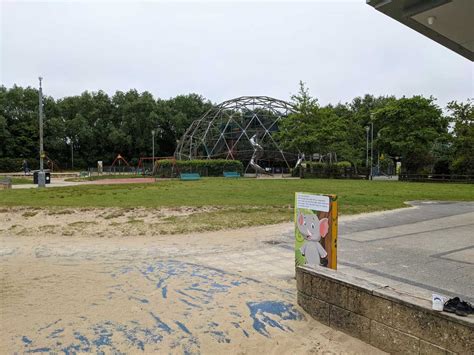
303;161;354;178
0;158;39;173
155;159;244;177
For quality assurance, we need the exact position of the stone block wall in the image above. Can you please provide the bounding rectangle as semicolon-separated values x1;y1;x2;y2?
296;266;473;354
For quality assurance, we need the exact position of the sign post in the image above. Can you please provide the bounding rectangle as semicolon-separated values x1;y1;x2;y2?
295;193;338;270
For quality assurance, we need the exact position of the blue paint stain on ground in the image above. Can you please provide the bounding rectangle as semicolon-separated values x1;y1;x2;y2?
230;311;242;318
72;331;91;352
247;301;304;337
175;321;192;335
37;319;61;332
129;296;149;304
176;289;198;300
179;298;203;309
22;336;33;345
209;331;231;344
150;312;172;334
23;260;298;353
156;279;165;289
47;328;64;339
26;347;51;353
211;282;230;290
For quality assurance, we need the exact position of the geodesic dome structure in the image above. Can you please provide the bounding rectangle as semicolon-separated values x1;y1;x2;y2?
175;96;297;171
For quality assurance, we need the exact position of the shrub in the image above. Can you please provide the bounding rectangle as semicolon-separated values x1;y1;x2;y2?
155;159;244;177
303;161;354;178
0;158;39;173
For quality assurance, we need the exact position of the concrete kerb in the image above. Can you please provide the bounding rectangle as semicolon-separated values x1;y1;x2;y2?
296;265;473;354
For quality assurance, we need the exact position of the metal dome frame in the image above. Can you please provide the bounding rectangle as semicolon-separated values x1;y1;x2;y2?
175;96;297;171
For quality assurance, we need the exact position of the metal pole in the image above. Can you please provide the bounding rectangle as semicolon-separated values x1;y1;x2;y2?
71;143;74;170
38;77;46;187
370;121;374;180
152;129;155;175
365;126;369;168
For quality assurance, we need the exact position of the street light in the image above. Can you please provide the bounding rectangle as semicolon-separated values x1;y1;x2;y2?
38;77;46;187
370;114;374;180
66;137;73;169
365;126;370;168
151;129;155;175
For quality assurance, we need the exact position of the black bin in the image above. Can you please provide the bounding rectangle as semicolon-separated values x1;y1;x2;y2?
33;171;51;184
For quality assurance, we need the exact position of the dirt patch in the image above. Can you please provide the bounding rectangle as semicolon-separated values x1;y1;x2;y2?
0;206;290;238
0;208;383;354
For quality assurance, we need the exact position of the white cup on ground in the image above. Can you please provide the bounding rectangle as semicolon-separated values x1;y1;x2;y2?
432;294;445;311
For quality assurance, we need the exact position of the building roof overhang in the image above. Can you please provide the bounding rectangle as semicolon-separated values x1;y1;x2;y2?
367;0;473;61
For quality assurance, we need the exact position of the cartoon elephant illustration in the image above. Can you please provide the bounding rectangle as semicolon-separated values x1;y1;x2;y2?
297;210;329;268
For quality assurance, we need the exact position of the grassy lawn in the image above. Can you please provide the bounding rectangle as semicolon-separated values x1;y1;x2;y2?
65;174;150;182
1;178;472;210
0;176;33;185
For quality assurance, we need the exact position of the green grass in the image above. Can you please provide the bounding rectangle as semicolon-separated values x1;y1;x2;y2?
0;178;472;212
2;178;472;231
66;174;150;182
0;176;33;185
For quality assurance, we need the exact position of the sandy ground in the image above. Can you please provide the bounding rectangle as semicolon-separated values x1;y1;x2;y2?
0;207;384;354
0;206;224;237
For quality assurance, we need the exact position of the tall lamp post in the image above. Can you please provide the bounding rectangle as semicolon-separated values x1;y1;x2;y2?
151;129;155;175
370;114;374;181
38;77;46;187
365;126;370;169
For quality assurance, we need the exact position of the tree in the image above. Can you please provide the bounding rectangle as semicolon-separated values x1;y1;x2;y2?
276;82;323;154
277;82;357;165
373;96;448;173
447;100;474;174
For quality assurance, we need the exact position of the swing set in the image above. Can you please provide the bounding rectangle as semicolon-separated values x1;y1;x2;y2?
137;156;180;177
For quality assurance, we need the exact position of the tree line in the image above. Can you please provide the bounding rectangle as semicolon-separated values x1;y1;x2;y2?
0;83;472;174
0;85;212;170
278;83;473;175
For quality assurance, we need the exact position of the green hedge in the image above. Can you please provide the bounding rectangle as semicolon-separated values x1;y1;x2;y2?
0;158;39;173
301;161;358;178
156;159;244;177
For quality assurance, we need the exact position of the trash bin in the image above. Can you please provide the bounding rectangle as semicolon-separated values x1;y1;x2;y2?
33;171;51;184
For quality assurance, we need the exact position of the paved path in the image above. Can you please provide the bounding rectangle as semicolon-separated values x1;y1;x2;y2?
336;201;474;303
265;201;474;303
200;200;474;303
12;178;156;189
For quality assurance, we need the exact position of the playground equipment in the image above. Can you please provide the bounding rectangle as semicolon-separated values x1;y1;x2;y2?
140;156;180;177
295;153;305;169
247;134;271;176
175;96;298;173
137;156;176;175
111;154;130;168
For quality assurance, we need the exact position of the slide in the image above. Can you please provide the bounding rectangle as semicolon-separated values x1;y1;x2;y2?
249;135;272;175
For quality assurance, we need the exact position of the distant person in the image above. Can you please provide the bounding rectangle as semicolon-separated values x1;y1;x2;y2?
22;160;30;175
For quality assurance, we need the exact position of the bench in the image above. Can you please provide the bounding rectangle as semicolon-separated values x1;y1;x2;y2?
223;171;240;178
180;173;201;181
0;177;12;190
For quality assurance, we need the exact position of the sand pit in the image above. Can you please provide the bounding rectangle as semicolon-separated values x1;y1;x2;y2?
0;207;383;354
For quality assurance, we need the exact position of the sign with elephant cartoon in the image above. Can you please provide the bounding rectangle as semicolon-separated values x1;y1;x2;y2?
295;193;338;270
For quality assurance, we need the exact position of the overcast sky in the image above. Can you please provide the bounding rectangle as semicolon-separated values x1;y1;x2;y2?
1;0;473;107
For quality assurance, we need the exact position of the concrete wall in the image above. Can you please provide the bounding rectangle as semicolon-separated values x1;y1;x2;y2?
296;266;473;354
